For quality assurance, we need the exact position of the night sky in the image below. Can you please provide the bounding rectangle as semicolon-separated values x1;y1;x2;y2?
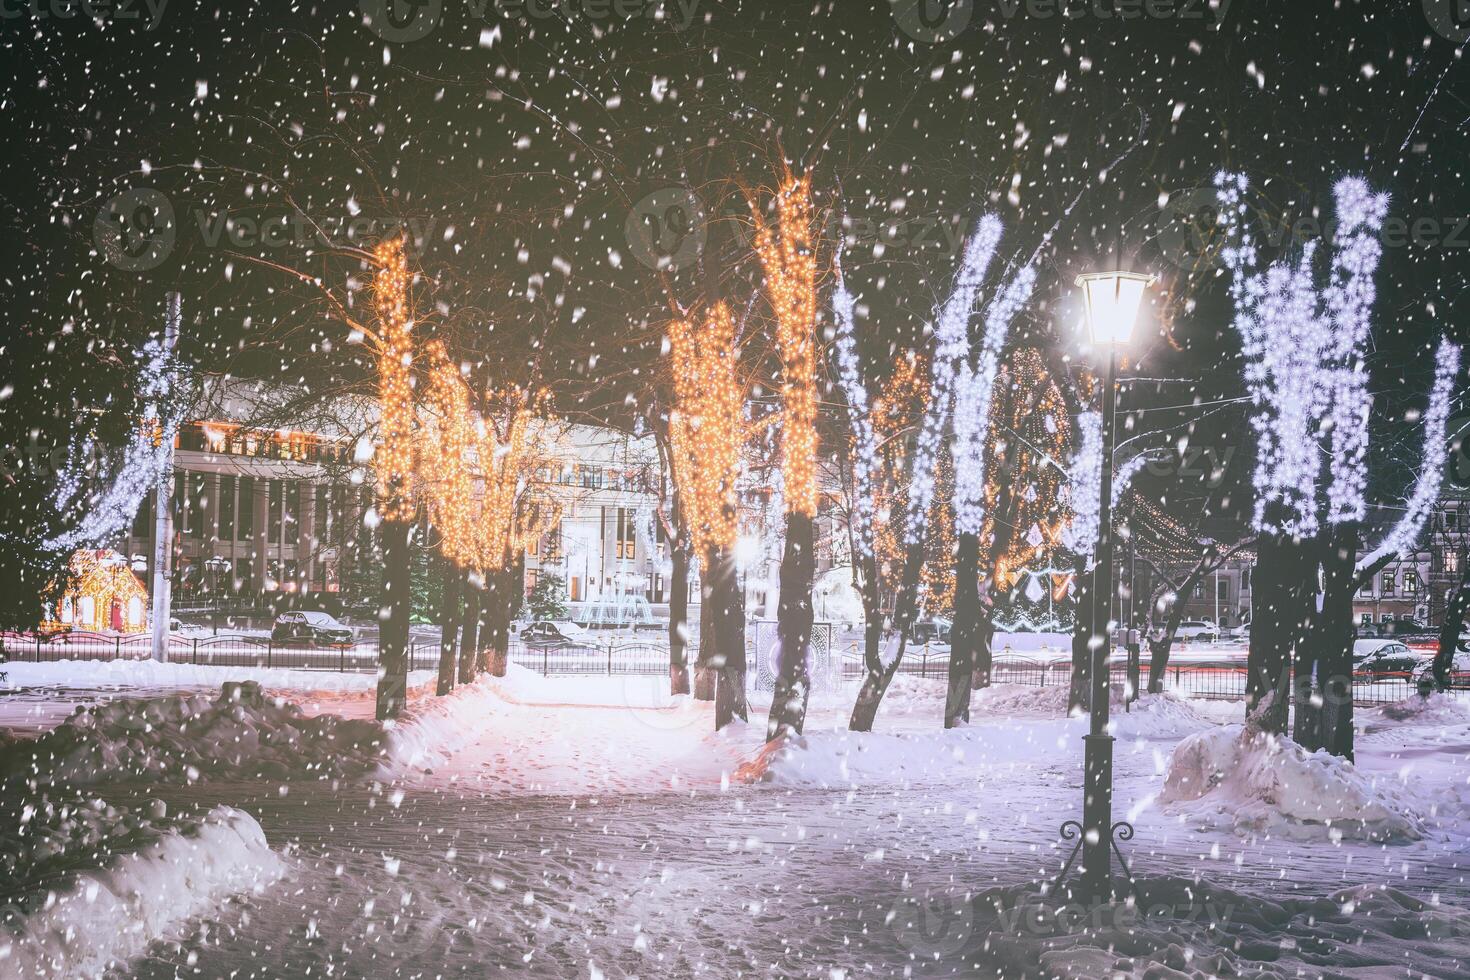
4;0;1468;536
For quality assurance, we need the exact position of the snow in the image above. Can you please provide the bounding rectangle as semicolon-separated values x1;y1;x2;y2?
0;680;389;787
3;673;1469;976
1;656;435;696
1159;723;1426;841
0;803;282;979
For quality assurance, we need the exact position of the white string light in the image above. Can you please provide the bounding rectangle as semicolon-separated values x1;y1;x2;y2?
1059;411;1146;564
954;263;1036;535
904;215;1003;547
831;250;878;560
1358;337;1463;570
1215;170;1388;537
49;335;184;552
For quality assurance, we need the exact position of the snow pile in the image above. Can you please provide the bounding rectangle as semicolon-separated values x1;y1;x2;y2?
378;675;513;774
1364;691;1470;728
1159;723;1424;841
735;725;989;788
0;680;386;787
972;682;1211;738
0;656;436;696
0;803;282;978
887;875;1470;978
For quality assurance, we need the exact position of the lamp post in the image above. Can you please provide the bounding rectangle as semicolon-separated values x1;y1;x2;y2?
1064;270;1154;901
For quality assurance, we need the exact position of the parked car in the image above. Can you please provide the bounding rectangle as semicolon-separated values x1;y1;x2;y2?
271;610;355;645
1174;620;1219;643
1410;651;1470;684
521;620;597;648
1352;639;1423;676
909;618;951;645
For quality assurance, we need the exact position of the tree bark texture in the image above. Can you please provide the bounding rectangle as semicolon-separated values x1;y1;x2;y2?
768;511;816;739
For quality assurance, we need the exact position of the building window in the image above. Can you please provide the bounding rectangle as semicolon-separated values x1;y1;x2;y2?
579;465;603;489
187;472;209;538
315;485;329;543
1448;551;1461;575
615;508;636;560
1380;572;1395;596
238;477;254;541
1404;571;1420;595
268;480;283;542
284;483;300;545
218;476;235;540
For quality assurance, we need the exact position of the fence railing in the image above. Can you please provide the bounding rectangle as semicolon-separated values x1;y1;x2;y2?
3;630;1466;706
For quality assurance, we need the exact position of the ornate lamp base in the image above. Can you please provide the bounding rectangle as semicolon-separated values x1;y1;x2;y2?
1047;819;1136;902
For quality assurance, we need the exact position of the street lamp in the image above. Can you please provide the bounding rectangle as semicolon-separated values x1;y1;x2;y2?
1057;270;1154;902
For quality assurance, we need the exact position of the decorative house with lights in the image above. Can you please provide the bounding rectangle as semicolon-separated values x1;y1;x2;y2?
49;549;149;633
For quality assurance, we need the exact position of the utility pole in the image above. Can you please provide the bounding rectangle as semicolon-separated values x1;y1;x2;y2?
150;291;182;663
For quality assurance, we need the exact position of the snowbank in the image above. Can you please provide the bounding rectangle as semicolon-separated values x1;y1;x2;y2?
734;727;984;788
0;681;387;787
378;675;514;774
0;656;435;696
1362;691;1470;729
1159;723;1424;841
0;803;283;978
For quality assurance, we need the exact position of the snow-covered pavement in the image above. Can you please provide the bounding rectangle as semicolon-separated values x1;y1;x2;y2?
5;668;1470;976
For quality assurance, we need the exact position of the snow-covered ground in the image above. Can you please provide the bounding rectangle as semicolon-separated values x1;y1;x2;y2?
3;666;1469;976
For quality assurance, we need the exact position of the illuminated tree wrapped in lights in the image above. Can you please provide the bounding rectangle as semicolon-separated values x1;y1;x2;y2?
48;329;186;554
850;215;1003;733
1217;170;1462;753
667;302;749;730
945;263;1036;727
370;236;416;720
421;341;478;694
752;173;821;740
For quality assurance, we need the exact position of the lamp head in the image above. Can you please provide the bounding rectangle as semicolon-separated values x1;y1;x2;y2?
1076;271;1155;348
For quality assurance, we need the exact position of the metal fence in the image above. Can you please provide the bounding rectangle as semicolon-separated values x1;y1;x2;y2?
0;630;442;673
3;630;1466;706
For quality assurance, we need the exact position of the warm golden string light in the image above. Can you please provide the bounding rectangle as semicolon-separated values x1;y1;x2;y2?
668;302;744;569
752;174;819;518
373;237;415;523
982;348;1071;588
421;341;477;566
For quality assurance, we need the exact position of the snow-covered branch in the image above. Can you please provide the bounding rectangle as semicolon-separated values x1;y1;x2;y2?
903;215;1002;547
1358;337;1463;571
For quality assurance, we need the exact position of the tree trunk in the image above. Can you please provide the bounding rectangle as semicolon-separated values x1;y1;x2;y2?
972;592;996;690
1434;550;1470;691
1069;558;1091;712
668;542;691;696
710;544;748;730
1306;526;1357;757
1245;530;1304;734
485;563;514;677
946;531;979;727
459;570;480;685
376;518;411;720
1146;549;1222;695
768;512;816;739
860;550;883;685
849;539;923;732
436;558;461;696
694;579;716;700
